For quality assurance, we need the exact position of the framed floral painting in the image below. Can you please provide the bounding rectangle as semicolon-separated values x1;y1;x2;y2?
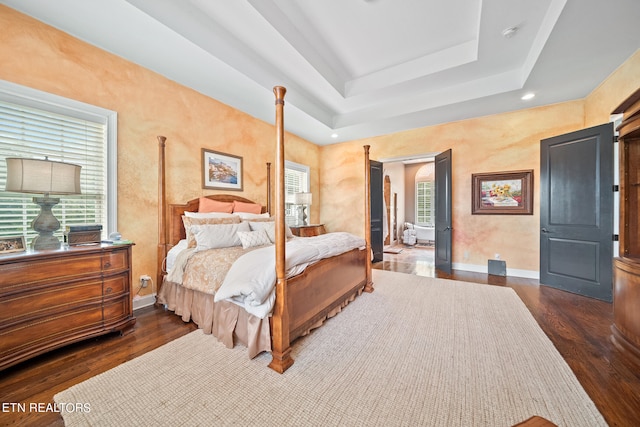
471;170;533;215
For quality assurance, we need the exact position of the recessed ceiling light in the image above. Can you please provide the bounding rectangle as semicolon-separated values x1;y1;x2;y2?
331;133;339;138
521;93;535;101
502;26;519;38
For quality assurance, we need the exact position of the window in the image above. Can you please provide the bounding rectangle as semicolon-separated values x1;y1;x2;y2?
284;160;309;225
415;163;435;226
0;81;117;243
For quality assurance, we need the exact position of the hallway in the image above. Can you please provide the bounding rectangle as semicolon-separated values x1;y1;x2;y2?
375;244;435;277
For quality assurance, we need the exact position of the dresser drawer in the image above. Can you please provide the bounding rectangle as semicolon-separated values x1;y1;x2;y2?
102;249;129;273
0;305;104;364
0;253;103;294
103;274;128;298
0;278;103;326
103;295;131;326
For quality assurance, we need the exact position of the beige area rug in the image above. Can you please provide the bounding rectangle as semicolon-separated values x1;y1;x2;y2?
55;270;606;426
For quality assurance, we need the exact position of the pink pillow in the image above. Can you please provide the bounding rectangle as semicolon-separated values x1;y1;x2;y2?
233;200;262;214
198;197;234;213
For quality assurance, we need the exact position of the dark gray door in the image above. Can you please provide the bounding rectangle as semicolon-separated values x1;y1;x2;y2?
370;160;384;262
435;149;452;273
540;123;614;301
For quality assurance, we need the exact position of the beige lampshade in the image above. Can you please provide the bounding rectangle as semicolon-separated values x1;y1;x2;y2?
5;158;81;195
293;192;312;205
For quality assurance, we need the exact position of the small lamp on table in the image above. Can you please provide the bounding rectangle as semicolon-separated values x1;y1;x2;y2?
5;157;81;250
293;192;312;226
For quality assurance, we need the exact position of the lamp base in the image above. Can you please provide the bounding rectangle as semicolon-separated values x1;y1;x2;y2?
32;233;61;251
31;196;62;251
297;205;309;226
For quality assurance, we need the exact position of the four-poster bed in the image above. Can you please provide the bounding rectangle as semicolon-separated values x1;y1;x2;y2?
156;86;373;373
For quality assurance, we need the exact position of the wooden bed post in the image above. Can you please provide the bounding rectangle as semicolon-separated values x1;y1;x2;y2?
157;136;167;291
268;86;294;373
364;145;374;292
266;162;272;215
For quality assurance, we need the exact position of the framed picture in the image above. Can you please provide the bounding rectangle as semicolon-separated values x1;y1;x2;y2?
201;149;243;191
0;236;26;254
472;170;533;215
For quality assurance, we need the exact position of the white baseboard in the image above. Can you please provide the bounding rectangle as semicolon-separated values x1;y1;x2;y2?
133;294;157;311
453;262;540;280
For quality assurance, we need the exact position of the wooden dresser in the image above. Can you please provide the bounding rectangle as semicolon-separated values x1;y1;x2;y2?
611;88;640;362
290;224;326;237
0;243;136;370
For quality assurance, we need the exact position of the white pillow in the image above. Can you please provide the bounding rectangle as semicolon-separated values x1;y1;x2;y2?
237;229;272;249
248;220;294;242
235;212;270;220
184;211;240;219
191;222;250;251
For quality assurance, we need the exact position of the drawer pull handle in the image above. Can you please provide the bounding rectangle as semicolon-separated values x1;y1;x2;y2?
104;262;111;268
105;287;113;294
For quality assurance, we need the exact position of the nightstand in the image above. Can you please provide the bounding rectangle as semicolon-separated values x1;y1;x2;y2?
290;224;326;237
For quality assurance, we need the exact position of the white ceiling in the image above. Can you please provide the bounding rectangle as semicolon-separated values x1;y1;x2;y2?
3;0;640;145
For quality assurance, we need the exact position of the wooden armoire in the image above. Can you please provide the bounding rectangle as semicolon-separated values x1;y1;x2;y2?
611;88;640;362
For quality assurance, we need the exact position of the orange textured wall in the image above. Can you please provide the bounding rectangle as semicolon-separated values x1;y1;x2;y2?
321;102;585;274
321;50;640;275
585;50;640;126
0;6;319;295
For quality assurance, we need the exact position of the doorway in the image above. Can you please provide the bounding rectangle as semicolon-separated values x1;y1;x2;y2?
375;150;451;275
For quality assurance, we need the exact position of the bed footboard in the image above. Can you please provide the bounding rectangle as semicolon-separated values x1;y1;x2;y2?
268;247;367;373
287;248;367;341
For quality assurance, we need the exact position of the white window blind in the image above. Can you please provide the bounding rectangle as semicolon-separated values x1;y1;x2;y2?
415;162;435;226
416;181;434;226
0;83;116;244
284;160;309;225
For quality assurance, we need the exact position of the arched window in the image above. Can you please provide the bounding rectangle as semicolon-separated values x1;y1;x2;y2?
415;162;434;226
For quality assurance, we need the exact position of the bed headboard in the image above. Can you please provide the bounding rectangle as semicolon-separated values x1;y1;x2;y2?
167;195;268;246
157;136;273;285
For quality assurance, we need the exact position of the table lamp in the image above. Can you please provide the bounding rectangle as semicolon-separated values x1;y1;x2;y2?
293;192;312;226
5;157;81;250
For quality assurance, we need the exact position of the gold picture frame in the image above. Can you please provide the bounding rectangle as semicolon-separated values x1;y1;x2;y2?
472;170;533;215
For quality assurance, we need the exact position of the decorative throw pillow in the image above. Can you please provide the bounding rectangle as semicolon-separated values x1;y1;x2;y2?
198;197;234;213
191;221;250;251
237;229;271;249
248;219;294;242
182;215;241;248
232;200;262;214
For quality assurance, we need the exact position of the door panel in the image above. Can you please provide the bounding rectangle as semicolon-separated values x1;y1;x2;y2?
540;123;613;301
435;149;452;273
370;160;384;262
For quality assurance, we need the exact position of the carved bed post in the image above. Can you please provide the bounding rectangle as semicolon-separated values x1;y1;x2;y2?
157;136;167;291
268;86;294;373
266;162;272;215
363;145;374;292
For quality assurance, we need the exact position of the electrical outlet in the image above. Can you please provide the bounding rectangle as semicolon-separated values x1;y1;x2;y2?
140;274;151;288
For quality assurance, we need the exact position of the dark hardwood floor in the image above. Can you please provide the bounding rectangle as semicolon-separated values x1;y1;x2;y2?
1;246;639;426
